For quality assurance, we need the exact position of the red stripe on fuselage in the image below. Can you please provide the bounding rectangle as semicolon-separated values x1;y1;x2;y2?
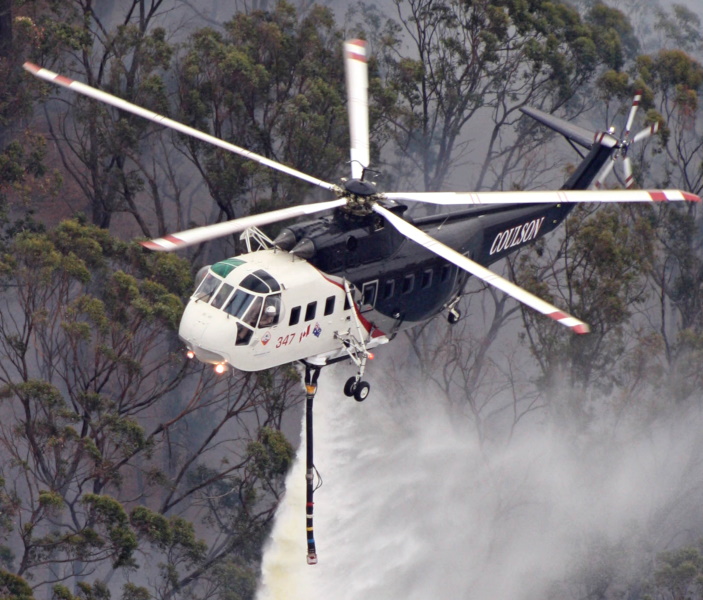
317;271;387;338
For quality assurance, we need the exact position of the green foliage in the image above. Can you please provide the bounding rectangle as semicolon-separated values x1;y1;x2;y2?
517;205;654;391
177;1;347;222
212;560;257;600
0;569;34;600
52;581;111;600
359;0;634;192
646;542;703;600
82;495;138;568
246;427;294;480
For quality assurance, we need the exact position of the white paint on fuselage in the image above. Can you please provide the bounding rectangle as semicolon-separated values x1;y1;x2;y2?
179;249;380;371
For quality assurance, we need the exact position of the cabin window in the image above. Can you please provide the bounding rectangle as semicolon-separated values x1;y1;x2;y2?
224;290;254;318
193;273;221;303
324;295;335;316
421;268;433;289
361;281;378;309
289;306;301;326
383;279;395;300
402;274;415;295
440;263;451;282
305;301;317;322
211;283;234;309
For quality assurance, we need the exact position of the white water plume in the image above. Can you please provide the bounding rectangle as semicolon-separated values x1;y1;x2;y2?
256;364;703;600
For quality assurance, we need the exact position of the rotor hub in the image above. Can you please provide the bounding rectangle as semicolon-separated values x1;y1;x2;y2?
342;178;379;215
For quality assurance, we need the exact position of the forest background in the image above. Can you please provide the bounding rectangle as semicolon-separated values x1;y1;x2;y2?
2;0;703;599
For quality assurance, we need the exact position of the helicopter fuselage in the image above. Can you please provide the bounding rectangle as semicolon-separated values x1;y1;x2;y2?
179;125;614;371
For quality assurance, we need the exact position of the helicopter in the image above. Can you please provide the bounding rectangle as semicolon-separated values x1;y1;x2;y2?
25;39;699;566
23;42;699;401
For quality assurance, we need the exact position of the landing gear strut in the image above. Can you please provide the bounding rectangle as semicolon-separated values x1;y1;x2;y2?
446;296;462;324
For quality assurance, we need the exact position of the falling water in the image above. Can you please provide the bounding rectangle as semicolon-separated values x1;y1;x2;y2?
256;364;703;600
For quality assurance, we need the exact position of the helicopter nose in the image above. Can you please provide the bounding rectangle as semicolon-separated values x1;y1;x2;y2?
179;300;208;347
178;300;227;365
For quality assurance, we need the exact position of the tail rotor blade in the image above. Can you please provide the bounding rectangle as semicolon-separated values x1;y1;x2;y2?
344;39;370;180
633;121;660;143
624;90;642;137
594;157;616;189
623;156;635;189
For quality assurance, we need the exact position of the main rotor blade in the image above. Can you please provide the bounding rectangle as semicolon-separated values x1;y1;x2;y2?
344;39;370;180
23;62;341;194
141;198;348;251
373;204;589;333
382;189;700;205
624;91;642;137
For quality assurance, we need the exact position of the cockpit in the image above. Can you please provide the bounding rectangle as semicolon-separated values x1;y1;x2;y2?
192;260;282;346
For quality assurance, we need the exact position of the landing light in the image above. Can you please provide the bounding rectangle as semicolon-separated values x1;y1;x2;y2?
214;363;227;375
186;350;195;359
367;352;375;360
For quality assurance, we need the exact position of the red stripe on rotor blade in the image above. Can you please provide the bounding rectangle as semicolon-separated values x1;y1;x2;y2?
684;192;701;202
548;311;568;321
23;62;41;74
573;324;590;334
346;50;366;62
346;40;367;62
55;74;74;86
648;191;668;202
164;235;185;245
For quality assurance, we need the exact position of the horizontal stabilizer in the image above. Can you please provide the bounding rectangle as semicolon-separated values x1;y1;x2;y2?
520;106;615;150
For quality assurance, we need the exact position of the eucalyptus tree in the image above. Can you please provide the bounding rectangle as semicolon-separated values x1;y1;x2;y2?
0;220;300;599
351;0;636;193
174;1;351;240
21;0;179;233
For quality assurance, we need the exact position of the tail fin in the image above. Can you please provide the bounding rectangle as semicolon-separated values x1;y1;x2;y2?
520;106;616;190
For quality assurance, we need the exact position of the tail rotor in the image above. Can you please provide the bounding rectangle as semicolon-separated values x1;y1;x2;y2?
595;91;660;189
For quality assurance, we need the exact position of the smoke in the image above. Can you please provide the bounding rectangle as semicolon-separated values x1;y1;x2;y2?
257;357;703;599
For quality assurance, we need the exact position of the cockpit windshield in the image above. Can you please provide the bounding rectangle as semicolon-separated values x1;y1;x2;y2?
194;268;282;343
223;289;255;318
193;273;222;302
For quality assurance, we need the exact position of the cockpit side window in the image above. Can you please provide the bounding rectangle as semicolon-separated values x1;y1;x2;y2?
259;294;281;328
223;289;254;318
193;273;222;303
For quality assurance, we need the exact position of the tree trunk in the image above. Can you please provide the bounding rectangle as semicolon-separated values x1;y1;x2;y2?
0;0;11;58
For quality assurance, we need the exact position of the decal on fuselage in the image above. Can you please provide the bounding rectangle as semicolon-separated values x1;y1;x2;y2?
489;216;546;255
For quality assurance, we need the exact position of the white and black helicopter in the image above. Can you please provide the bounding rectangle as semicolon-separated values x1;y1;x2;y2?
24;39;699;564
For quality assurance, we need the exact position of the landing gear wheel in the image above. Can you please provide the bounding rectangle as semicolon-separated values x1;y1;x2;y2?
354;381;370;402
343;377;357;397
448;308;461;324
